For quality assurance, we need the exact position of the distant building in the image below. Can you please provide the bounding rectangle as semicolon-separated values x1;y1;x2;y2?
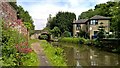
73;15;111;39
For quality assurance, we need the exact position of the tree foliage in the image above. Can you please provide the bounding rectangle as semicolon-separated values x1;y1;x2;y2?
17;6;35;30
97;22;105;40
47;12;76;35
78;29;89;39
62;31;71;37
50;26;61;37
9;2;18;10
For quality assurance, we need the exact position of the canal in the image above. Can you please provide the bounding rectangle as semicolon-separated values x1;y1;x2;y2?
51;42;120;67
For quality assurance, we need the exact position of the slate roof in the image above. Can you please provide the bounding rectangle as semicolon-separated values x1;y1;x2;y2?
74;19;88;24
73;15;111;24
90;15;111;20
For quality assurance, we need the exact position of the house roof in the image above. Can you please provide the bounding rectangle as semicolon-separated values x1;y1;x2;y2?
73;15;111;24
74;19;88;24
90;15;111;20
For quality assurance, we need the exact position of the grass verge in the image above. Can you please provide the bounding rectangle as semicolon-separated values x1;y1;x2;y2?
39;40;67;66
22;51;39;66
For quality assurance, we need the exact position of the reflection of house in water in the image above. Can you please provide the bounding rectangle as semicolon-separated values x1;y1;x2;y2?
89;48;119;66
77;46;91;66
77;46;120;66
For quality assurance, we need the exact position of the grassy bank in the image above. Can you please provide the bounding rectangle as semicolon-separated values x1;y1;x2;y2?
59;37;87;44
39;40;67;66
22;51;39;66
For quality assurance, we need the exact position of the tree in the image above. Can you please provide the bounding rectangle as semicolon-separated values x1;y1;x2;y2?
9;2;17;10
50;26;61;37
97;22;105;40
47;11;76;35
78;29;89;39
17;6;35;30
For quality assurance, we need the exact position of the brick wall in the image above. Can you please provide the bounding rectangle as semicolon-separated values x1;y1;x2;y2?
0;2;17;25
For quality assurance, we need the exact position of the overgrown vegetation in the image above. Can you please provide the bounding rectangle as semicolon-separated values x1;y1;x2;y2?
1;21;39;66
9;2;35;34
40;40;67;66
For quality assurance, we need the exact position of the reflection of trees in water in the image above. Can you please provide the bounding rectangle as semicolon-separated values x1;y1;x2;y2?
57;43;120;66
63;46;76;66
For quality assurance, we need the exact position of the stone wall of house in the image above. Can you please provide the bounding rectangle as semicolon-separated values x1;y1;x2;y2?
89;20;110;39
73;24;76;37
81;24;87;31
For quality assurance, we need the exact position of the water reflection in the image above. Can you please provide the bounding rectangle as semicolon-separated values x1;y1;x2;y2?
51;42;120;66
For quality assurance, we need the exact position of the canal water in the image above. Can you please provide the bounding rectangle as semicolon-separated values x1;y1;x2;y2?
51;42;120;66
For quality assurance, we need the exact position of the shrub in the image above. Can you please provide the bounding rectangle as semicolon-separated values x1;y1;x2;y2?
62;31;71;37
40;35;48;40
78;38;86;44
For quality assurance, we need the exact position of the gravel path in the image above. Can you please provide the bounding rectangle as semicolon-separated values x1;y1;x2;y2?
31;42;50;66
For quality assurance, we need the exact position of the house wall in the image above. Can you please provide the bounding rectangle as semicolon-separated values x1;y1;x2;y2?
81;24;87;31
89;20;110;39
73;24;76;37
73;23;87;37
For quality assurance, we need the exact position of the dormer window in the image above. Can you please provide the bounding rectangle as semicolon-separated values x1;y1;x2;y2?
90;20;98;25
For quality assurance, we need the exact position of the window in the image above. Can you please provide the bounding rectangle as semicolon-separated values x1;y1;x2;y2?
90;20;98;25
94;31;98;35
76;24;81;30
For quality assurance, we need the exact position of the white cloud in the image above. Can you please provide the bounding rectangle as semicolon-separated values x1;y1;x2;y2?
17;0;110;30
96;0;111;4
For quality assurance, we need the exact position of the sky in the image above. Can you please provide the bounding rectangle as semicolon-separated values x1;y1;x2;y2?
17;0;111;30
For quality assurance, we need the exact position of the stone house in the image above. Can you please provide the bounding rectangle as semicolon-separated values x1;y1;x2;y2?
73;15;111;39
